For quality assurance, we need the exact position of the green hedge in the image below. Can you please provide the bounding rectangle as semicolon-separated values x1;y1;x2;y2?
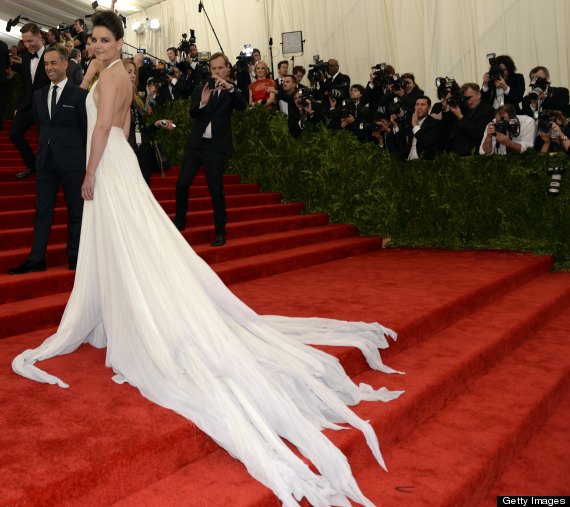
157;100;569;270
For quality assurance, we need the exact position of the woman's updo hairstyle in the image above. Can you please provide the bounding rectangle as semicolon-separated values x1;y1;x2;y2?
92;10;124;40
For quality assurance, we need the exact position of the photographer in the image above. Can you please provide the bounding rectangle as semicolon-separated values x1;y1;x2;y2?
480;103;535;155
521;66;570;119
288;89;325;138
331;85;373;142
165;64;190;101
534;110;570;154
442;83;495;155
320;58;350;101
46;28;62;48
166;47;181;69
391;73;424;113
65;19;87;52
362;63;396;117
481;54;525;111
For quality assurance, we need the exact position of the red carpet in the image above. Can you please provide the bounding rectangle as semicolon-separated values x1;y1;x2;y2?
1;123;569;506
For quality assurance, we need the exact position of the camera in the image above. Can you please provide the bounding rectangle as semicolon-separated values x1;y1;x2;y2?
493;118;520;137
340;99;357;118
388;97;406;119
235;44;253;71
371;63;392;87
529;76;549;101
547;166;564;196
487;53;504;82
297;88;314;108
308;55;328;82
435;77;463;107
178;30;196;55
538;110;557;133
389;73;407;92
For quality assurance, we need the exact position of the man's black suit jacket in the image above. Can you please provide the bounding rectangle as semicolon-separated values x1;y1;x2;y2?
187;84;247;154
482;73;525;111
66;59;84;86
12;50;50;113
443;101;495;156
407;115;443;160
33;81;88;172
322;72;351;100
520;86;570;117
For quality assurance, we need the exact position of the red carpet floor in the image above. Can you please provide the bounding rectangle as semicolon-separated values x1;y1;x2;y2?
1;124;569;506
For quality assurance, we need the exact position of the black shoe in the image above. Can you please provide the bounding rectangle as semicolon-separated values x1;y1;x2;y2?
173;218;186;231
16;167;35;179
68;258;77;270
8;259;46;274
210;234;226;247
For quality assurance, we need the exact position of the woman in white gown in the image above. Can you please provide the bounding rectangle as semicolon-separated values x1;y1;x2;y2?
12;11;403;507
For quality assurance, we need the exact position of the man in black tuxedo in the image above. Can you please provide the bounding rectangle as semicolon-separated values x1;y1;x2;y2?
321;59;351;101
8;46;88;274
481;55;525;112
66;48;84;86
442;83;495;156
9;23;51;178
0;40;9;131
401;96;443;160
173;52;247;246
520;66;570;119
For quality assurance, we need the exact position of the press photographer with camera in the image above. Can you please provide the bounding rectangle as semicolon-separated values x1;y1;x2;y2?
288;88;325;138
520;66;570;119
320;59;351;102
441;82;495;155
481;54;525;111
64;19;87;52
479;103;536;155
534;110;570;154
390;73;424;113
275;75;297;116
362;63;396;117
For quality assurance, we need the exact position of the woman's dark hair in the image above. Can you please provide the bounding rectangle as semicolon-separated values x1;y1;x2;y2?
92;10;124;40
495;55;517;75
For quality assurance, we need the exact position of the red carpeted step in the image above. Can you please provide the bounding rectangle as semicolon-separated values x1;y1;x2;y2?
0;183;261;211
353;308;570;507
0;192;288;231
488;389;570;499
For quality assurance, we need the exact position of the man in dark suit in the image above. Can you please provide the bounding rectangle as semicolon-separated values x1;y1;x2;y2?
481;55;525;112
173;52;247;246
405;95;443;160
0;40;9;131
321;59;351;101
520;66;570;119
442;83;495;156
8;45;88;274
9;23;51;178
66;48;84;86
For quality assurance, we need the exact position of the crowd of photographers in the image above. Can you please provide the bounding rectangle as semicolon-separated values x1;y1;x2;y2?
4;23;570;164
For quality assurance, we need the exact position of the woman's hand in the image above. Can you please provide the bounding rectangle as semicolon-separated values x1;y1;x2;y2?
82;172;96;201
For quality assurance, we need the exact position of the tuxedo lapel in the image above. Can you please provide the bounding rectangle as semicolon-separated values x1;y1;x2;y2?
53;82;73;120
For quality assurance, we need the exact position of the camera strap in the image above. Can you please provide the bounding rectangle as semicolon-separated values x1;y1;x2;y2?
132;106;142;147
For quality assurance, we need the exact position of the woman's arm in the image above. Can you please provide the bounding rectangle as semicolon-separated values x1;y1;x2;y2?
81;71;118;201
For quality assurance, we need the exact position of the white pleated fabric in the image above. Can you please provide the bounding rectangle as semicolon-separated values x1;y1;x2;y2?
13;76;404;507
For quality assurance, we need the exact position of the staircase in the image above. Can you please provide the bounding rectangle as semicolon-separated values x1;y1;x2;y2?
1;122;569;506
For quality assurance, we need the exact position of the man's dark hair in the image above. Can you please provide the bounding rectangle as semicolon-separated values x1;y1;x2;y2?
529;66;550;79
209;52;230;68
495;55;517;75
278;60;288;69
20;23;41;36
75;19;86;28
416;95;432;107
92;11;124;40
69;48;81;60
48;28;61;41
292;65;306;76
496;103;517;119
461;82;480;94
167;47;178;55
401;73;416;83
44;44;69;62
252;48;260;55
350;84;365;95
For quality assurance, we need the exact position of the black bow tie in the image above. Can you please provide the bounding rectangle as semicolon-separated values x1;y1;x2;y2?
30;53;38;59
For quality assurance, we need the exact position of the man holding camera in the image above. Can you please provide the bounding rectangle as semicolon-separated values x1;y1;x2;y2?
276;75;297;116
479;104;535;155
288;89;325;138
441;83;495;155
520;66;570;119
481;54;525;111
321;59;351;102
65;19;87;52
173;53;247;247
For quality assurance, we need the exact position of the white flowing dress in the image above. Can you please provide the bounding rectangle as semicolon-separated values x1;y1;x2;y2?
13;65;403;507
